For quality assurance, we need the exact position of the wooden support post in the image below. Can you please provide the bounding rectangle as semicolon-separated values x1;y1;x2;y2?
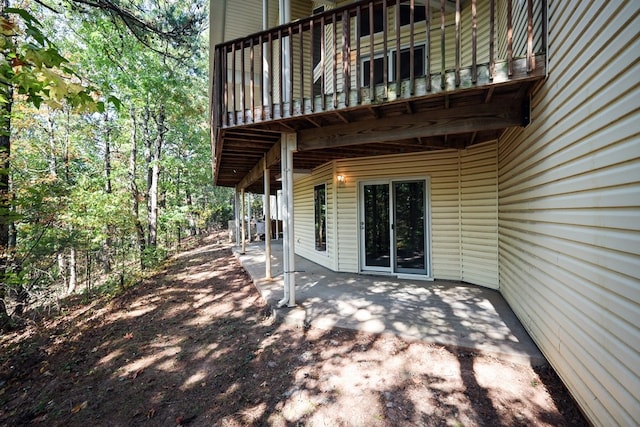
241;188;246;254
264;165;271;280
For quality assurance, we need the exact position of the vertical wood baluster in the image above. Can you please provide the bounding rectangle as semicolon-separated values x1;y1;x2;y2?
527;0;534;72
507;0;513;76
278;28;283;117
289;26;294;117
268;32;273;119
395;0;401;91
383;0;388;90
356;5;361;104
299;22;304;114
259;34;264;120
343;10;351;107
440;0;445;89
310;19;315;113
241;42;246;123
250;38;255;122
222;47;229;126
472;0;477;83
426;3;431;91
455;0;460;87
490;0;495;79
231;43;236;125
409;0;415;95
321;15;326;111
332;12;338;108
369;2;374;100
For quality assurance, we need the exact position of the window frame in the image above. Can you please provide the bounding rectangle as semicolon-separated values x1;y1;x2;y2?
314;183;327;252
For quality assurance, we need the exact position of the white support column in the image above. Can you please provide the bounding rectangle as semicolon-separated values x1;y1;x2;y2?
234;188;241;246
264;166;272;280
277;132;296;307
275;190;280;240
241;188;246;254
247;193;252;243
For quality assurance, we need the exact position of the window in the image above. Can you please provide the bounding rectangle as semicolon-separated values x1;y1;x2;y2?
362;45;425;87
359;2;426;37
399;4;427;27
359;6;384;37
362;54;386;87
314;184;327;251
395;45;425;81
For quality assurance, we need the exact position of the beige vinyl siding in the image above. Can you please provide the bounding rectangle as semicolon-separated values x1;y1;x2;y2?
430;154;464;280
295;142;498;285
293;164;335;270
461;143;498;288
497;1;640;425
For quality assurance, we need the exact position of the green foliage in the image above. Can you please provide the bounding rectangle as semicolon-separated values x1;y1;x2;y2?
0;8;104;112
1;0;234;320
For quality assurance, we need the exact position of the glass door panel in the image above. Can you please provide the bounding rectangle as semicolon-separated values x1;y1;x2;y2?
362;183;391;270
393;180;426;274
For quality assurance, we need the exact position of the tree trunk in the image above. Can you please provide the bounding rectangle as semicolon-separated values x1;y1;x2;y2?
58;252;68;291
129;109;146;267
103;112;112;193
102;112;112;273
148;105;166;248
64;108;70;182
85;251;91;292
47;109;57;177
187;191;196;236
142;105;153;247
68;246;76;294
0;75;13;328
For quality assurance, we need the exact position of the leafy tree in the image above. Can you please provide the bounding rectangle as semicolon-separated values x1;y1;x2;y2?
1;0;233;331
1;5;103;327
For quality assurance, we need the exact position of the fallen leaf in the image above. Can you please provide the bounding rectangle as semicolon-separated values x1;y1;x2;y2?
124;332;134;340
71;400;88;413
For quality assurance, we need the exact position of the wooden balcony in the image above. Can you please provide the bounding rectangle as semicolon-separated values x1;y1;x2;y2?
211;0;547;192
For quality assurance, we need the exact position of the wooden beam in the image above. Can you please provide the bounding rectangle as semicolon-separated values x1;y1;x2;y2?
298;100;522;151
304;116;322;127
237;139;282;190
334;111;350;124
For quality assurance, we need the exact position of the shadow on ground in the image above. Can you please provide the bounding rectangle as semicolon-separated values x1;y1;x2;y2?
0;235;587;426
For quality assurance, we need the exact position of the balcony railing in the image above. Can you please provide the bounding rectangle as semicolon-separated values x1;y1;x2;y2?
211;0;546;130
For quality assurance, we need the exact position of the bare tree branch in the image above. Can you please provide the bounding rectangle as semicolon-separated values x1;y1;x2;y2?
40;0;206;60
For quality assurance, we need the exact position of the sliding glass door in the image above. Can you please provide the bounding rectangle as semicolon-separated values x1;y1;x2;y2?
362;183;391;271
360;179;429;276
393;180;426;274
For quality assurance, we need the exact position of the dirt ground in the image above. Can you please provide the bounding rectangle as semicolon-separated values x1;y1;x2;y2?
0;232;588;426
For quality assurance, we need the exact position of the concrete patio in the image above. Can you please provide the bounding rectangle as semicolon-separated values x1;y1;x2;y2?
234;240;546;366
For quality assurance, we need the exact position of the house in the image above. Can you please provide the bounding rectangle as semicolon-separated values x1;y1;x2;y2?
209;1;639;425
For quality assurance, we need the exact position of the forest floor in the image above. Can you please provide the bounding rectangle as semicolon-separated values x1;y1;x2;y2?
0;232;588;426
